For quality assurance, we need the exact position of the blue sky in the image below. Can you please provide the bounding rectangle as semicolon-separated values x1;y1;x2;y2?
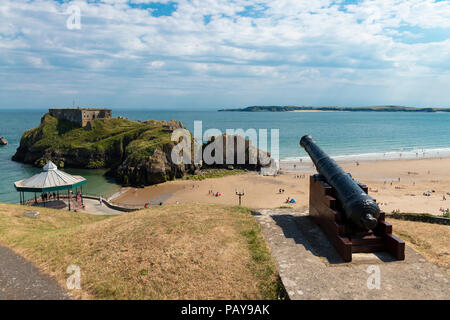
1;0;450;109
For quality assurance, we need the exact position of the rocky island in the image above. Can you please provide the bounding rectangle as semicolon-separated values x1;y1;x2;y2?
12;109;269;187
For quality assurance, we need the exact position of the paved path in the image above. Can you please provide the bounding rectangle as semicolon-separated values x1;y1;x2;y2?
254;208;450;300
79;198;123;215
0;245;69;300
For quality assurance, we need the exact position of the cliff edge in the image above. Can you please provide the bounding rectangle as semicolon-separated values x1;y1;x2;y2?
12;114;270;187
12;114;198;186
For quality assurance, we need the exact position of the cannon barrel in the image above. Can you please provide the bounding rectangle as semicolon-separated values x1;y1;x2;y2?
300;135;380;231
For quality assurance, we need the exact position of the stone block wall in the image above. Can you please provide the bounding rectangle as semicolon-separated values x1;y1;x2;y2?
49;108;112;127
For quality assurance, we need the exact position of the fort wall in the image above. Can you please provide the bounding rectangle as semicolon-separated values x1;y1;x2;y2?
49;108;112;127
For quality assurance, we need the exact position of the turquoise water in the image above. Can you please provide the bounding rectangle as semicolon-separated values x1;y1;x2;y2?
1;109;450;203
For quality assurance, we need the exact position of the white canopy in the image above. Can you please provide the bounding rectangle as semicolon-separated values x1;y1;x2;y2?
14;161;86;192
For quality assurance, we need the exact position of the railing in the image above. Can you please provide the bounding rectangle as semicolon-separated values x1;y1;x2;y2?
24;194;141;213
81;195;141;212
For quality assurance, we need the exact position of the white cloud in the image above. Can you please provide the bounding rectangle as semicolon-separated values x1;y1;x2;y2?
0;0;449;108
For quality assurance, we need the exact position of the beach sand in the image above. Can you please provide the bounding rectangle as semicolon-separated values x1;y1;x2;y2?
112;158;450;215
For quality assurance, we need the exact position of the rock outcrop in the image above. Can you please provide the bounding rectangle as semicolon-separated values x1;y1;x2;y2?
12;114;270;187
12;114;199;187
202;134;271;170
0;137;7;146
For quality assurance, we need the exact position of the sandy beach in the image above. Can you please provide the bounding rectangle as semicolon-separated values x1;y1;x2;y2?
112;157;450;216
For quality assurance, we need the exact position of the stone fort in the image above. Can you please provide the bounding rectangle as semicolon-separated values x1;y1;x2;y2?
49;108;112;127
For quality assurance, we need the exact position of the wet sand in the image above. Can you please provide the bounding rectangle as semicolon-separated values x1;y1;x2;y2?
112;157;450;215
114;183;185;206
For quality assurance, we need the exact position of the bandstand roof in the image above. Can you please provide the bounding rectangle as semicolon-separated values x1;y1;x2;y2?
14;161;86;192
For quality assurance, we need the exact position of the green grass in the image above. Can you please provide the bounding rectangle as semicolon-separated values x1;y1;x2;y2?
183;168;246;181
237;210;287;300
389;211;450;221
16;114;176;168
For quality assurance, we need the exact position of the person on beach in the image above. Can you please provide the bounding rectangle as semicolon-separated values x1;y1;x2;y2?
99;196;103;206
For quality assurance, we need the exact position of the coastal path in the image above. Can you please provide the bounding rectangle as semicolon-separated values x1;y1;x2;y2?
0;245;69;300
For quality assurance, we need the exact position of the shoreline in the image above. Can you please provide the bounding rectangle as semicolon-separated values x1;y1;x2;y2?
281;147;450;164
112;156;450;216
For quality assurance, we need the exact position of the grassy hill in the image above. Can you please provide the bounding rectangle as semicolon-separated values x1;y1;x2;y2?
0;202;284;299
12;114;268;187
12;114;197;186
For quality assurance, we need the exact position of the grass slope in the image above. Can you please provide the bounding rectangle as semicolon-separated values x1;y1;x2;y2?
15;114;175;169
389;218;450;275
0;203;284;300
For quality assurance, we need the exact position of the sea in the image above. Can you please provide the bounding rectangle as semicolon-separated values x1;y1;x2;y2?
1;109;450;204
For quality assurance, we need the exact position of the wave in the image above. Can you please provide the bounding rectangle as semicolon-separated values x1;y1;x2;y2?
280;147;450;163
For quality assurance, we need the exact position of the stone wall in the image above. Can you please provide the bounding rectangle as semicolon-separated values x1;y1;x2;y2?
49;109;82;125
49;108;112;127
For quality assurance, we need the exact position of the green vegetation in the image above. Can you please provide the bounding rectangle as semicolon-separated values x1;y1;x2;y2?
183;168;246;181
14;114;173;166
13;113;265;187
0;202;284;299
12;114;196;186
388;211;450;223
237;215;287;299
219;105;450;112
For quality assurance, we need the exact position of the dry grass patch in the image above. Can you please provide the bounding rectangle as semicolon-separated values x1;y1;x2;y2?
0;202;283;299
388;218;450;275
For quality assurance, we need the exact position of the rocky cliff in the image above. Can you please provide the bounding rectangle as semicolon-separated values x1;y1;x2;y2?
12;114;199;186
13;114;270;187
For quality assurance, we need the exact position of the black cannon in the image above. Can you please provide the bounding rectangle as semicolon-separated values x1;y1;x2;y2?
300;135;380;231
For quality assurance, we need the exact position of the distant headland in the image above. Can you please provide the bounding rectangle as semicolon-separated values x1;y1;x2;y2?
218;105;450;112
